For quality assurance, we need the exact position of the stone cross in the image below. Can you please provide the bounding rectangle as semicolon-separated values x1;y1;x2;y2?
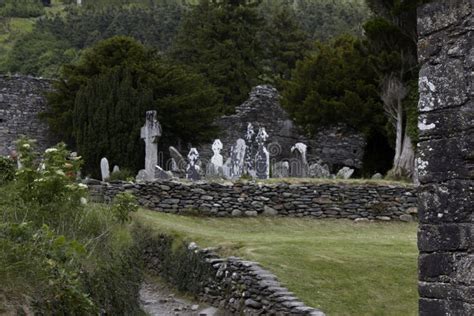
141;111;162;181
244;123;256;177
255;128;269;179
100;157;110;181
186;148;201;181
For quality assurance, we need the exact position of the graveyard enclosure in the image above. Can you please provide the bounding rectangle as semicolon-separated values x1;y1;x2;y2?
89;180;417;221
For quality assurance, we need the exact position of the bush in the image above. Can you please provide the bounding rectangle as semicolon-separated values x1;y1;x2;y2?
112;192;139;224
109;168;134;181
0;0;45;18
0;156;15;185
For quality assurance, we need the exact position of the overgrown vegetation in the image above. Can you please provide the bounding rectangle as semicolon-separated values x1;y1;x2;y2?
0;139;144;314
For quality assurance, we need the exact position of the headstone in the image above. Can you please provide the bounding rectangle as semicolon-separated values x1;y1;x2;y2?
186;148;201;181
290;143;309;177
230;139;247;179
272;161;289;178
141;111;162;181
222;157;232;179
336;166;354;179
244;123;256;177
207;139;224;178
371;173;383;180
136;169;147;182
169;146;186;171
255;128;270;179
309;161;331;178
112;165;120;173
100;157;110;181
155;165;172;180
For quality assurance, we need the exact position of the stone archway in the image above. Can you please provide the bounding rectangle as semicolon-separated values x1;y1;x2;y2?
417;0;473;314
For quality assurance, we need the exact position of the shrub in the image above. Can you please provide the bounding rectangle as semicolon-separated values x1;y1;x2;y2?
111;192;139;224
0;0;45;18
0;156;15;185
109;168;134;182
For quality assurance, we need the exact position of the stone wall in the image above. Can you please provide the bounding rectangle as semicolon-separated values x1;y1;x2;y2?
417;0;473;315
89;180;417;221
139;232;324;315
0;75;56;156
198;85;366;171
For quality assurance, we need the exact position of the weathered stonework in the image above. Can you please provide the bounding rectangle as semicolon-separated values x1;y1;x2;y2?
0;75;56;156
89;180;417;221
139;233;324;315
198;85;366;171
417;1;473;315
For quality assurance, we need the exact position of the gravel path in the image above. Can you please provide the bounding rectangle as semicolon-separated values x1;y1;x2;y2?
139;280;223;316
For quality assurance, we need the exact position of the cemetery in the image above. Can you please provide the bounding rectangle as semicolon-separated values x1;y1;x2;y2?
0;0;472;315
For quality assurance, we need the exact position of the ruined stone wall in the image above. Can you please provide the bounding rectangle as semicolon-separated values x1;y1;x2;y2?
198;85;366;171
417;0;473;314
89;180;417;221
141;233;324;315
0;75;56;156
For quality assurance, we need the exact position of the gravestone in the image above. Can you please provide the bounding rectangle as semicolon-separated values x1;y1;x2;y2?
244;123;256;177
155;165;172;180
186;148;201;181
255;128;270;179
112;165;120;174
417;1;473;315
229;139;247;179
272;161;289;178
141;111;162;181
169;146;186;172
336;167;354;179
207;139;224;178
100;157;110;181
309;161;331;179
290;143;309;177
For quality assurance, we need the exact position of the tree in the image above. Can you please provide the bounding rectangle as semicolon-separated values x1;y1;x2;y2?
259;2;311;85
364;0;419;179
45;36;221;176
172;0;265;114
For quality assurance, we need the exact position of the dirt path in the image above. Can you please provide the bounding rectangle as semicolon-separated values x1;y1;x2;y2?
139;280;222;316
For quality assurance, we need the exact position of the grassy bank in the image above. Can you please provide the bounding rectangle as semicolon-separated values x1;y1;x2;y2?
136;210;418;316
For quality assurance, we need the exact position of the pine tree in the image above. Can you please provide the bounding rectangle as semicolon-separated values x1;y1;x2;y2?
172;0;265;114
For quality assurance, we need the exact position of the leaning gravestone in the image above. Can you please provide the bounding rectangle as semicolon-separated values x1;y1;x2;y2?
100;157;110;181
309;161;331;178
169;146;186;172
140;111;162;181
336;166;354;179
155;165;172;180
186;148;201;181
290;142;309;177
207;139;224;178
255;128;270;179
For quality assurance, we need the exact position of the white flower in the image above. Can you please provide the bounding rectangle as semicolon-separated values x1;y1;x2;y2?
78;183;88;189
45;148;58;153
22;144;30;149
55;170;65;176
80;197;88;205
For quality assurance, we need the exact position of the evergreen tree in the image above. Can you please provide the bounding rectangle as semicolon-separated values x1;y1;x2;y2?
172;0;265;114
45;36;221;176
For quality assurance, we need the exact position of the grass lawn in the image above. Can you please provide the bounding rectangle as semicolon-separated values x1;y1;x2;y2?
136;210;418;316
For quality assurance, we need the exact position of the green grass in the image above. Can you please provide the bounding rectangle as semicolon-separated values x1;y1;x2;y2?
136;210;418;316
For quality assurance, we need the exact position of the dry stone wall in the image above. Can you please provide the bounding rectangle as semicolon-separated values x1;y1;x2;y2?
417;0;473;315
139;233;325;315
0;75;56;156
89;180;417;221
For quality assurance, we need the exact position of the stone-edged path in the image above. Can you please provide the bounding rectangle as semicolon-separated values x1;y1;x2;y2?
140;280;223;316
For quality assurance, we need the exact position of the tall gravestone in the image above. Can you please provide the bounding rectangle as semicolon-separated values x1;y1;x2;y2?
186;148;201;181
290;143;308;177
100;157;110;181
141;111;162;181
230;139;247;179
207;139;224;177
255;128;270;179
417;1;473;315
244;123;256;177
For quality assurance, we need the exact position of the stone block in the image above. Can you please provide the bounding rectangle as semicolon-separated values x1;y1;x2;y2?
418;224;473;252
